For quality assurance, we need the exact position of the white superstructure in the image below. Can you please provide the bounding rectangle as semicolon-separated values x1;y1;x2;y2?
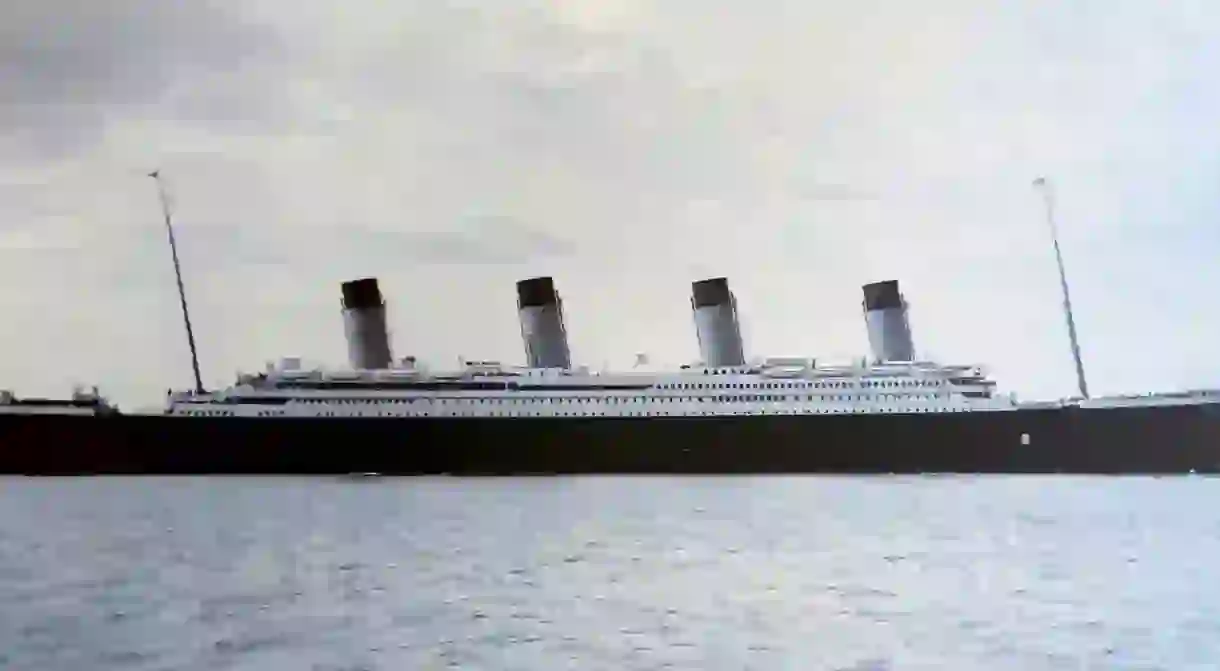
90;274;1216;419
159;275;1030;418
165;357;1016;418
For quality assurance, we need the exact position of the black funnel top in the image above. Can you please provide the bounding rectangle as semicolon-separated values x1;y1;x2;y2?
517;276;558;308
341;278;384;310
863;280;903;311
691;277;732;308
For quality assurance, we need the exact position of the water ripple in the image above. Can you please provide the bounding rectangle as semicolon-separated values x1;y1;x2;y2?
0;476;1217;669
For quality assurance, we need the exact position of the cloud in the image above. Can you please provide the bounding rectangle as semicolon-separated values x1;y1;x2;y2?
205;215;578;271
3;0;1220;407
0;1;286;157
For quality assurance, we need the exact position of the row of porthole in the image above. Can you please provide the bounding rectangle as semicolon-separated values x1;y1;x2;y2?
270;393;944;406
178;400;971;414
181;400;975;416
216;405;976;418
658;380;943;390
414;407;972;416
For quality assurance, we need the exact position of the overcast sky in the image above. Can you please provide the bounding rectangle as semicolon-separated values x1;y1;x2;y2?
3;0;1220;408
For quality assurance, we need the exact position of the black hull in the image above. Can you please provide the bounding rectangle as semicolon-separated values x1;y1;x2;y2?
3;404;1220;475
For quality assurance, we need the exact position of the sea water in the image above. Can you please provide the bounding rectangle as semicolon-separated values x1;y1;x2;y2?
1;475;1217;670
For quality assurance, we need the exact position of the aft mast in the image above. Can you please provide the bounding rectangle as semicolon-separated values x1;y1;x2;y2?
149;170;205;395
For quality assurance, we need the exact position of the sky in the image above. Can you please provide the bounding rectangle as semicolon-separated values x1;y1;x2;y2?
3;0;1220;409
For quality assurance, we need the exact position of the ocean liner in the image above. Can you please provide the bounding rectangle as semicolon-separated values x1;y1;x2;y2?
2;175;1220;475
3;274;1220;475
